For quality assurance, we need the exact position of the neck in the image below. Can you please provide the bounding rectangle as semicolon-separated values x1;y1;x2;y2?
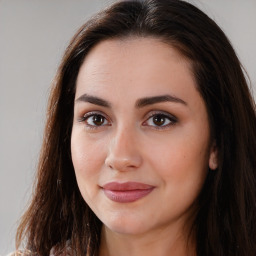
98;224;196;256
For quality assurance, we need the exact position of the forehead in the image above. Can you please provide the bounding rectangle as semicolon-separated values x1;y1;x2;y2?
74;37;203;112
76;37;194;92
78;37;191;74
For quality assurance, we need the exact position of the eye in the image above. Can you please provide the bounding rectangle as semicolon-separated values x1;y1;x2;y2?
87;114;107;126
80;112;110;128
143;112;177;128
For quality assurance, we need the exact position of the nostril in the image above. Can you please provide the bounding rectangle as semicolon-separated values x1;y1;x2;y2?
105;155;142;172
105;157;115;170
104;137;143;171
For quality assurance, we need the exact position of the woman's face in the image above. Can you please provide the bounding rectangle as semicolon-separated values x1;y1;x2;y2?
71;38;217;236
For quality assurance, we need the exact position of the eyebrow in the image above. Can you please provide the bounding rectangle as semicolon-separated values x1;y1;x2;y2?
75;93;187;108
135;94;187;107
75;94;111;107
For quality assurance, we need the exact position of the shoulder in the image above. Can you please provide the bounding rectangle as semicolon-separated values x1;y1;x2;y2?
50;246;74;256
6;250;73;256
7;241;74;256
6;251;31;256
49;240;74;256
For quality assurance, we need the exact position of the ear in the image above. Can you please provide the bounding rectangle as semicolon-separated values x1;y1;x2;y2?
209;141;218;170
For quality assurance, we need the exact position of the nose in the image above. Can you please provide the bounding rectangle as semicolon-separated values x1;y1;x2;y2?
105;126;143;171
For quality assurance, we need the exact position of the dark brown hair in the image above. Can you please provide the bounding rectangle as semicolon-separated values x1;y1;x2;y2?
16;0;256;255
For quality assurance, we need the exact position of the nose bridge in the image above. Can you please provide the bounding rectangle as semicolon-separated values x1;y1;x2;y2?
105;123;142;170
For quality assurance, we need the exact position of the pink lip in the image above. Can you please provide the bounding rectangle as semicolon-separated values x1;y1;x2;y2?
102;182;155;203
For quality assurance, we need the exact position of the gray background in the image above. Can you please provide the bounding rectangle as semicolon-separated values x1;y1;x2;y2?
0;0;255;255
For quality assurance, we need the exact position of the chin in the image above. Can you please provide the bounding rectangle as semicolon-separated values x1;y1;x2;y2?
102;214;149;235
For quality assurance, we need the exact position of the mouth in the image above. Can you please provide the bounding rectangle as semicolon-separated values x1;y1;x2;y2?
101;182;155;203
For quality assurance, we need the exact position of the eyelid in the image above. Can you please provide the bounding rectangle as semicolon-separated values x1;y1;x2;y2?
142;110;178;128
78;110;107;121
145;110;177;120
78;111;111;129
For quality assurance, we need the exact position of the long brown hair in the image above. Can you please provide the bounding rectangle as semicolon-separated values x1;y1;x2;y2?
16;0;256;255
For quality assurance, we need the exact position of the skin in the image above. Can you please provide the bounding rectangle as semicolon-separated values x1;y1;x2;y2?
71;37;218;256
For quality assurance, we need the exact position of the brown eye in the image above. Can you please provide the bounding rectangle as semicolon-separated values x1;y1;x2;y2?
92;115;105;126
84;114;108;127
143;112;177;129
153;115;166;126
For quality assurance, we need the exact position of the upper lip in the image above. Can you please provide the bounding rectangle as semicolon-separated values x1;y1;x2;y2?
102;182;155;191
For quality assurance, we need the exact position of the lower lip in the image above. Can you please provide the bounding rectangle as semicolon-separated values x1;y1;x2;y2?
103;188;154;203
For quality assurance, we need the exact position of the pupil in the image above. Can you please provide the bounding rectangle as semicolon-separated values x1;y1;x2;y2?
93;115;104;125
153;115;165;126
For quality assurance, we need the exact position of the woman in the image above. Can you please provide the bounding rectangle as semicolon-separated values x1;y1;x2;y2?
14;0;256;255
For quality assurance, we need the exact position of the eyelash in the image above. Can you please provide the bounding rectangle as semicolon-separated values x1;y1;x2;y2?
78;111;110;130
143;111;178;129
78;111;178;130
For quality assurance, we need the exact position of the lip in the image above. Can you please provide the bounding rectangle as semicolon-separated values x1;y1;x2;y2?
102;182;155;203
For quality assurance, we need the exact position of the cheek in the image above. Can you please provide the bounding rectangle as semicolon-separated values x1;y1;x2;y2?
71;131;105;169
147;129;209;187
150;140;209;214
71;132;106;196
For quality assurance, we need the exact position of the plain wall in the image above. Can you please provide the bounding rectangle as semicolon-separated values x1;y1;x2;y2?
0;0;255;254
